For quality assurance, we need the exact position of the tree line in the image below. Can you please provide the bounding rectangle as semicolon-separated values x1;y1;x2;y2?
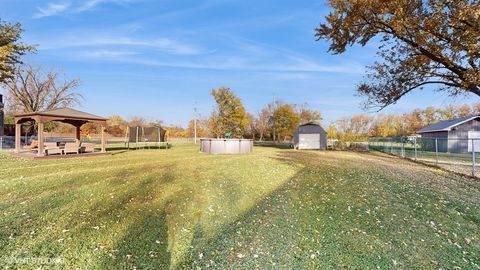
5;75;479;143
328;103;480;142
2;84;322;140
187;87;322;141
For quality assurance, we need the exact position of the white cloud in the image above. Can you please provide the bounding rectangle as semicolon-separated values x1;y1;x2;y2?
77;0;131;12
39;36;206;55
258;72;310;80
33;0;132;18
149;38;204;55
36;32;364;73
212;36;365;73
34;2;71;18
83;49;139;58
77;0;104;11
88;54;364;74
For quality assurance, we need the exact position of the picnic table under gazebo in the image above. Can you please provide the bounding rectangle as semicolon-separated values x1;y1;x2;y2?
14;108;108;158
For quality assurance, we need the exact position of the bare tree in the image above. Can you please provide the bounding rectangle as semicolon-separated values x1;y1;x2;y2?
128;116;147;127
255;108;271;141
295;103;322;124
3;65;81;112
334;114;373;141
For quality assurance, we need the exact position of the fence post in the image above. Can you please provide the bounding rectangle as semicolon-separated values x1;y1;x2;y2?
473;139;476;177
401;137;405;158
390;138;393;154
414;137;418;161
435;138;439;165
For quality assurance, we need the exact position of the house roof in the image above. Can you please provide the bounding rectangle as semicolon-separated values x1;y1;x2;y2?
417;115;480;133
14;108;107;123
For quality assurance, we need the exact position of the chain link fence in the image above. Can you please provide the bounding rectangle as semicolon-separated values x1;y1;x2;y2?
369;137;480;177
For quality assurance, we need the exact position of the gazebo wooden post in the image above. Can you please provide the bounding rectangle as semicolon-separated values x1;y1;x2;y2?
101;124;106;153
37;122;45;157
75;125;81;143
14;123;21;153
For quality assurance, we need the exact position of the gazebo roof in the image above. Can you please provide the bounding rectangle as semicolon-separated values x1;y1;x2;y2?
15;108;107;124
13;107;109;157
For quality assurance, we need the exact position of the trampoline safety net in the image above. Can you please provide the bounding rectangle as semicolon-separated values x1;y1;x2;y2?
127;126;167;146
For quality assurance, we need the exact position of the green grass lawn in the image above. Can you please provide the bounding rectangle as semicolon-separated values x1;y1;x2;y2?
1;145;479;269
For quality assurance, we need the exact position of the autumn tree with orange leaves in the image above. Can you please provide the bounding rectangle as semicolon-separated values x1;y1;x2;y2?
316;0;480;109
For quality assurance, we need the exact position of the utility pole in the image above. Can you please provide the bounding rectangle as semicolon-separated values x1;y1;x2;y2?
194;103;198;144
272;94;276;143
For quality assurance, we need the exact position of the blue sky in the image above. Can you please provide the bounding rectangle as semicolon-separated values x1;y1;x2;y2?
0;0;477;127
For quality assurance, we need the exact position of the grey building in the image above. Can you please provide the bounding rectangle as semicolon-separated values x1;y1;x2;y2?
294;122;327;150
417;115;480;153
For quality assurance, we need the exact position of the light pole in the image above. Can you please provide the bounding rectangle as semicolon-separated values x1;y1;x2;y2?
272;94;276;142
194;105;198;144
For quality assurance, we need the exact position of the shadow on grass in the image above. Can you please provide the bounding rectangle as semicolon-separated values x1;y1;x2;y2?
1;150;344;269
254;141;294;149
6;149;476;269
106;145;171;152
0;150;409;269
173;150;480;269
1;162;177;269
172;151;318;268
99;211;171;269
110;150;128;155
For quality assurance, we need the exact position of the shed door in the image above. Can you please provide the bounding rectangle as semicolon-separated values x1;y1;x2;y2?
299;134;320;149
468;131;480;152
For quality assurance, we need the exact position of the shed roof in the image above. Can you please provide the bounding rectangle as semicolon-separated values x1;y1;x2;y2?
299;121;322;127
417;115;480;133
296;122;326;133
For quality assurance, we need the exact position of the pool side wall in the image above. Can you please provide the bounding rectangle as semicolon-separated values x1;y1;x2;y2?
200;139;253;154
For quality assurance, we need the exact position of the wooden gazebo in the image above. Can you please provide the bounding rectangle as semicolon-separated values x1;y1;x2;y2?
14;108;108;157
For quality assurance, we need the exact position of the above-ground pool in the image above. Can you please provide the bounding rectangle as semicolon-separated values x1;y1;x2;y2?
200;139;253;154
